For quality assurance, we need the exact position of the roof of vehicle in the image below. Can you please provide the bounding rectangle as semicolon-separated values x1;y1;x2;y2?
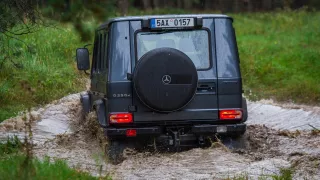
98;14;232;30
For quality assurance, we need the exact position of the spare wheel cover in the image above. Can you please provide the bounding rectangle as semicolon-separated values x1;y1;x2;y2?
133;47;198;112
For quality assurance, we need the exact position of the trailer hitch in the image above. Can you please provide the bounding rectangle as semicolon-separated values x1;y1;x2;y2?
167;128;184;151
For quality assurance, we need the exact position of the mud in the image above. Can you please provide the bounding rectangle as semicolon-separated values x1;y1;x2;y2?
0;94;319;180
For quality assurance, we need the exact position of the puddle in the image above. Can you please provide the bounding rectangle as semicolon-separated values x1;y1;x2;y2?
0;94;319;179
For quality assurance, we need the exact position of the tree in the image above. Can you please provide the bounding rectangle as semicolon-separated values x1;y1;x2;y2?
0;0;42;69
118;0;129;16
262;0;273;11
141;0;152;10
183;0;193;9
0;0;41;36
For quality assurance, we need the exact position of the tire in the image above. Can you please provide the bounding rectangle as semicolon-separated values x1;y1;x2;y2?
106;140;126;165
133;47;198;112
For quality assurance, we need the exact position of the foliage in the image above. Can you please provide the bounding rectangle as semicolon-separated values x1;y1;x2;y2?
232;10;320;104
0;0;41;36
0;136;23;156
271;168;293;180
0;23;86;122
41;0;117;42
0;121;108;179
0;155;110;180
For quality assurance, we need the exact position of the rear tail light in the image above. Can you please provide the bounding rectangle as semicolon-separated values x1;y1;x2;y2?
219;110;242;120
109;113;133;124
126;129;137;137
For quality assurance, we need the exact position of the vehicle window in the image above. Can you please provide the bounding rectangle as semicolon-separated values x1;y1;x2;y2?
103;32;108;70
98;33;103;71
92;35;99;72
136;30;210;69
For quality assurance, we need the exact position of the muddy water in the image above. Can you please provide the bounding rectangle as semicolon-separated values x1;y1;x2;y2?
0;95;319;180
247;99;320;130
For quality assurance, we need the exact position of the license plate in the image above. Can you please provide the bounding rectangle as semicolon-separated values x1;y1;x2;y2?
150;18;195;29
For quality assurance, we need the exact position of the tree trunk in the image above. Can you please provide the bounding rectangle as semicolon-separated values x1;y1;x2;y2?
217;0;227;13
153;0;161;8
141;0;152;10
117;0;129;16
183;0;192;9
177;0;183;8
233;0;241;12
262;0;273;11
244;0;253;12
65;0;71;12
204;0;213;10
164;0;175;8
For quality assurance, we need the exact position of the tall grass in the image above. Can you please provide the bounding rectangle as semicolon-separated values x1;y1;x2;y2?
0;155;107;180
233;10;320;104
0;135;109;179
0;23;86;122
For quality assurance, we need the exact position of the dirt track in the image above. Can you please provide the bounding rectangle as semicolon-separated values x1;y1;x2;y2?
0;93;319;180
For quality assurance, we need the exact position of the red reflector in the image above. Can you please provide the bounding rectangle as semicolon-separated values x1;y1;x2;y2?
219;110;242;120
110;113;133;124
126;129;137;137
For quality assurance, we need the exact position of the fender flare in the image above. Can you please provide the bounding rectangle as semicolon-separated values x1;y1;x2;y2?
242;97;248;122
93;99;108;128
80;92;91;114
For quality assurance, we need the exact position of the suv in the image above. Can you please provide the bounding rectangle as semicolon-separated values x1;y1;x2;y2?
76;14;248;163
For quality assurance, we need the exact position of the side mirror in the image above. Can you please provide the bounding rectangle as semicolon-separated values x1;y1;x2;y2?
76;48;90;70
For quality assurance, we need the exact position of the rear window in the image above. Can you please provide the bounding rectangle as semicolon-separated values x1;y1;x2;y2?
136;30;210;69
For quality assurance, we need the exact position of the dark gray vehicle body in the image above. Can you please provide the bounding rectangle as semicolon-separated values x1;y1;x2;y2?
80;14;246;144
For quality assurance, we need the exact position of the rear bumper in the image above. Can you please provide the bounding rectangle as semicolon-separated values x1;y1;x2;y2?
105;124;246;137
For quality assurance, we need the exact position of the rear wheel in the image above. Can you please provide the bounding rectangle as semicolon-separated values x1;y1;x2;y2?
106;140;126;164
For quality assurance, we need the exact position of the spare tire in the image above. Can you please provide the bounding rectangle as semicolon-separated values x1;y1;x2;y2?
133;47;198;112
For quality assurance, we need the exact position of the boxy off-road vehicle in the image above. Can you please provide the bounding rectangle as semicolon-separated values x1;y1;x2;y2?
76;14;248;163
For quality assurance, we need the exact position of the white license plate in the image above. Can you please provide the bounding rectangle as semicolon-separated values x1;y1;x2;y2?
150;18;195;28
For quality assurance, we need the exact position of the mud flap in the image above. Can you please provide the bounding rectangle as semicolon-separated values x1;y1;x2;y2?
80;92;91;114
94;99;107;127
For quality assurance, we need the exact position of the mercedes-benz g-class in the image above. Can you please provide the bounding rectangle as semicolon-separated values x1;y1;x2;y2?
76;14;248;164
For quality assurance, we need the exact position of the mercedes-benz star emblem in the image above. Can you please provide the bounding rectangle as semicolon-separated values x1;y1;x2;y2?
162;75;171;84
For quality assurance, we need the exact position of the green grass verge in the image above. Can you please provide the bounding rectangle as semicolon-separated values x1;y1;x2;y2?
0;155;108;180
0;137;109;180
232;10;320;104
225;167;293;180
0;23;86;122
0;136;23;156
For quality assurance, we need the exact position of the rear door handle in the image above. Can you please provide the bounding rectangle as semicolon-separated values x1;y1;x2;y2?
197;84;215;92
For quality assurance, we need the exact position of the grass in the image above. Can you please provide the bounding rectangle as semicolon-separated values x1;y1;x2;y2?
0;136;23;156
0;155;109;180
232;10;320;104
0;23;87;122
0;136;109;180
225;167;293;180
